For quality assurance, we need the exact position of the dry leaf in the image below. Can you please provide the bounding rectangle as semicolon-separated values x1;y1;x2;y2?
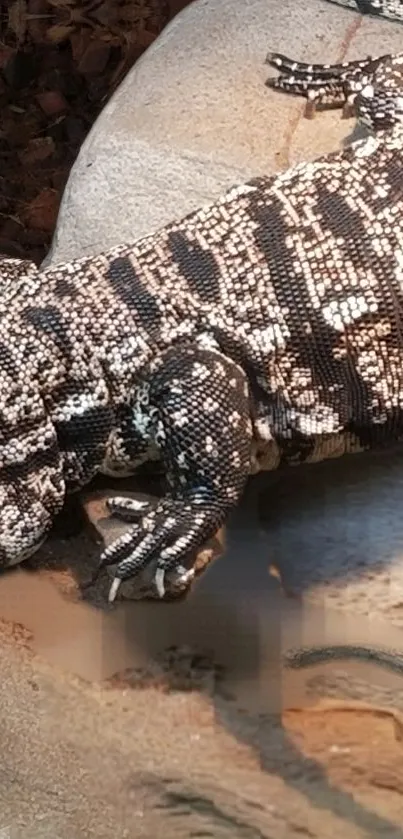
77;42;111;76
69;29;92;63
8;0;27;42
18;137;55;166
45;22;75;43
23;188;60;232
27;0;53;44
36;90;69;115
0;46;15;70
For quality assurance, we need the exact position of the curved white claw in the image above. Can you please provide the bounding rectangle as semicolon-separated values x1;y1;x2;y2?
175;566;195;588
154;565;196;598
107;497;150;514
155;568;166;599
108;565;197;604
108;577;122;603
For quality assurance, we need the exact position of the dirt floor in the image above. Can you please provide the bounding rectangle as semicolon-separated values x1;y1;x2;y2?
0;474;401;837
2;2;403;836
3;594;403;838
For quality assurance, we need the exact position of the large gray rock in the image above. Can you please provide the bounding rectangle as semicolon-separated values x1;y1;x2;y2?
45;0;402;263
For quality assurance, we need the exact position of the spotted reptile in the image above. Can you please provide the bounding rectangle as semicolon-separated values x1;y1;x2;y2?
0;36;402;603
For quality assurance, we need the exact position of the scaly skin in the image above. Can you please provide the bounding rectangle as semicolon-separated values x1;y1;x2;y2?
0;49;402;603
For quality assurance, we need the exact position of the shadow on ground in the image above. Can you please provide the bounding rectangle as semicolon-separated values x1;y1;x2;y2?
3;446;403;834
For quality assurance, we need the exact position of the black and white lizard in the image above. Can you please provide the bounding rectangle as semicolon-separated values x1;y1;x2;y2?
0;44;402;604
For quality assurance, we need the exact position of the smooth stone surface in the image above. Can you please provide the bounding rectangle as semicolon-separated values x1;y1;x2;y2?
45;0;402;264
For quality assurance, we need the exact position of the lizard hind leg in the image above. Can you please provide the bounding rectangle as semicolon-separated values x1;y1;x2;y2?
98;345;254;602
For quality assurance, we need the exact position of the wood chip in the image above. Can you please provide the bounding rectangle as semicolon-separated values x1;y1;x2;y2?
22;187;60;232
18;136;55;165
36;90;69;115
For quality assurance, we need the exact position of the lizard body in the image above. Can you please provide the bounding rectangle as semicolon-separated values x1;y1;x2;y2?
1;45;403;602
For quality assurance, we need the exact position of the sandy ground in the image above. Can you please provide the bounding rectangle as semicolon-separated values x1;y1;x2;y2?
1;465;403;838
2;602;403;838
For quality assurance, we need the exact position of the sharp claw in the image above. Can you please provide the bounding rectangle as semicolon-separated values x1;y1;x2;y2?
108;577;122;603
107;497;150;512
176;566;195;587
155;568;166;599
124;499;149;510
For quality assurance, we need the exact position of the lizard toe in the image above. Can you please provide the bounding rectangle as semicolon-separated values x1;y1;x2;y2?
106;495;153;522
102;496;219;601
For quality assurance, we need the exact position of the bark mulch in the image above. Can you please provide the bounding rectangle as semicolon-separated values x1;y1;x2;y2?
0;0;190;263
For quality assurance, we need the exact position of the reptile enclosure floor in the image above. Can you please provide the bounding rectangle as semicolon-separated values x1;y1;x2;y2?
1;456;403;836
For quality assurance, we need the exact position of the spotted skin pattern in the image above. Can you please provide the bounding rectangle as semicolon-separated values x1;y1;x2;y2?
0;257;39;289
0;46;402;602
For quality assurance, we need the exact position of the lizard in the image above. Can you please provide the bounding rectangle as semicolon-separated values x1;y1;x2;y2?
0;45;402;606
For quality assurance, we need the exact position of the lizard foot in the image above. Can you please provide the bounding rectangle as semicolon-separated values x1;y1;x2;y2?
265;50;399;123
98;346;252;604
99;493;221;602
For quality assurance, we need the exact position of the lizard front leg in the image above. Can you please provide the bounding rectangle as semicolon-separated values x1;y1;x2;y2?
0;414;65;567
97;345;254;602
266;51;403;129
